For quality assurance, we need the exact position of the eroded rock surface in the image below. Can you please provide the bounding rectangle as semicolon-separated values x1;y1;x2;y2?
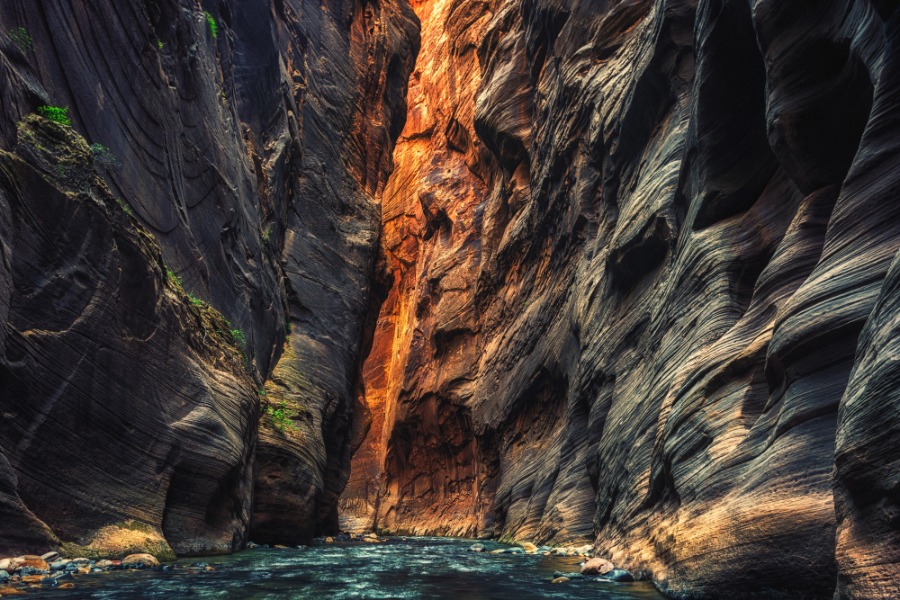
0;0;415;555
347;0;900;598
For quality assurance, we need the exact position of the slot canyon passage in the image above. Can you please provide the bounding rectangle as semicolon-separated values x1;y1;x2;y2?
1;0;900;598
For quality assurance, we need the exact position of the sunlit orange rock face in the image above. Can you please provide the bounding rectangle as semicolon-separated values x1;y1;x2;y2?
346;0;900;598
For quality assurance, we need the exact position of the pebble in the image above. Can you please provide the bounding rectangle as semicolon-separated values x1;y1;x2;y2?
273;545;288;549
95;560;121;570
468;544;485;552
246;542;260;549
59;583;75;589
324;537;334;544
551;577;570;584
122;554;160;569
49;561;69;571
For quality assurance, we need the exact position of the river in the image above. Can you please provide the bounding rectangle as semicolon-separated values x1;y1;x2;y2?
23;537;665;599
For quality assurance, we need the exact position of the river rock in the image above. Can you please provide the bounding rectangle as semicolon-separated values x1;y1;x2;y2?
122;554;160;569
469;544;485;552
551;577;570;584
581;558;614;576
40;552;59;563
0;572;7;583
519;542;538;553
603;569;635;583
49;560;68;571
15;556;48;573
553;571;583;579
0;587;26;596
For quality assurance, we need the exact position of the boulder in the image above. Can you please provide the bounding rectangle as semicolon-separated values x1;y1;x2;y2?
581;557;614;576
604;569;635;583
122;554;160;569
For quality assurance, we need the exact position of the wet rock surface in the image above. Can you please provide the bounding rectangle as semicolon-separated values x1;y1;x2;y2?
346;0;900;598
0;0;415;557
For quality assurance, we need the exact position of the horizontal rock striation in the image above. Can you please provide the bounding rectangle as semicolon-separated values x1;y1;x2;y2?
0;0;416;555
350;0;900;598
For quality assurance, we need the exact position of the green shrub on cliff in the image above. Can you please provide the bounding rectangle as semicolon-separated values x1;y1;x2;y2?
91;143;120;167
10;27;32;51
266;400;299;432
204;11;218;39
37;105;71;127
230;327;247;349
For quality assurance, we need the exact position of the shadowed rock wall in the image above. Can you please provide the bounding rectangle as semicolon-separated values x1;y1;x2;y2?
347;0;900;598
0;0;416;555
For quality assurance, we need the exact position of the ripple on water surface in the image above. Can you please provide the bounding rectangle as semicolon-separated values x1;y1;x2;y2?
24;538;666;599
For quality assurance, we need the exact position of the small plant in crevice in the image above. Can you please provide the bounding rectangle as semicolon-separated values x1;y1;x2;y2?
116;198;134;216
261;225;272;243
265;400;299;433
91;143;120;167
187;292;205;307
204;11;218;39
10;27;32;51
230;327;247;350
165;266;183;288
156;39;163;50
37;105;71;127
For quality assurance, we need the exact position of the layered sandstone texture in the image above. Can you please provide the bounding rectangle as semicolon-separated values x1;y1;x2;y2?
0;0;415;555
345;0;900;598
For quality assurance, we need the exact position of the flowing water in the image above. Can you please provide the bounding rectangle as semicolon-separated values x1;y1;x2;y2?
24;537;665;599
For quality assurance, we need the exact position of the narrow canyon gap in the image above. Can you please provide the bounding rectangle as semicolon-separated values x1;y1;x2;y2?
0;1;899;599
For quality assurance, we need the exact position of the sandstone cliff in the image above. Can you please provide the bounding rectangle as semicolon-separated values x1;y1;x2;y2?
3;0;900;598
0;0;415;556
343;0;900;598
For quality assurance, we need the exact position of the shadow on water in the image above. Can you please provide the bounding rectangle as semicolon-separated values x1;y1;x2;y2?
24;537;666;599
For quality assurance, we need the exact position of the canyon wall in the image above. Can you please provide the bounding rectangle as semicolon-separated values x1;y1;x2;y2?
344;0;900;598
0;0;415;556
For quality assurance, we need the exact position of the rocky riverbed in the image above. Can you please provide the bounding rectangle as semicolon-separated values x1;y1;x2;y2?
0;537;664;599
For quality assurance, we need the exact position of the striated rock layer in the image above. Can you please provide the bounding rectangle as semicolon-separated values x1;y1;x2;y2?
0;0;416;555
346;0;900;598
